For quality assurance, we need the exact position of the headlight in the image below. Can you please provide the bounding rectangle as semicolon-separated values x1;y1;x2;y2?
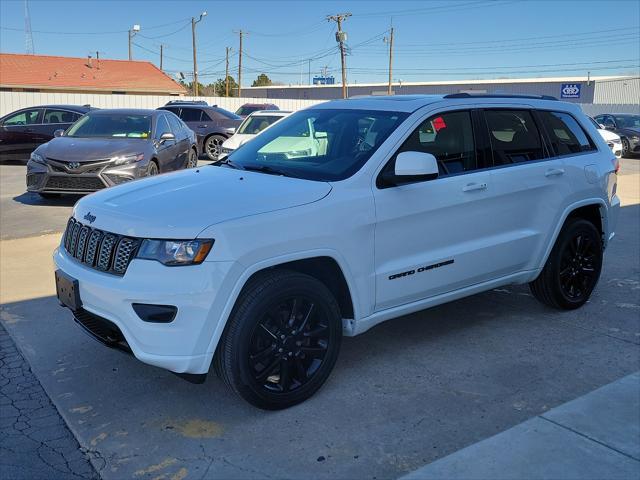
30;152;46;164
111;153;144;166
630;135;640;142
137;239;213;266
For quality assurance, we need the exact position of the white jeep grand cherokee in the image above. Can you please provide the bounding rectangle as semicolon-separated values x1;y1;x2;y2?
54;94;620;409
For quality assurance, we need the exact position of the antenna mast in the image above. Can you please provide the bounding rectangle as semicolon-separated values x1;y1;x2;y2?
24;0;34;54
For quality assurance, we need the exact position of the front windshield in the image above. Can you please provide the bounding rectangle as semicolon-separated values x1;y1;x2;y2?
614;115;640;129
237;115;284;135
66;113;151;138
222;108;408;181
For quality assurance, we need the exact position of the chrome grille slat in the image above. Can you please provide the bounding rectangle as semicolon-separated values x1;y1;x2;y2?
75;226;90;261
62;219;139;276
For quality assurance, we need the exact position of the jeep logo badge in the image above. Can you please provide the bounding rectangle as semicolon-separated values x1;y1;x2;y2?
68;162;81;169
83;212;96;224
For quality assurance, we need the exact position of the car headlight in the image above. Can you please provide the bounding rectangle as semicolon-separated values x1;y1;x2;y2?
630;135;640;142
136;239;213;266
111;153;144;166
30;152;46;165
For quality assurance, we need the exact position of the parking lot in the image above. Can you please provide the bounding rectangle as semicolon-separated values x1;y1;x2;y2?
1;158;639;479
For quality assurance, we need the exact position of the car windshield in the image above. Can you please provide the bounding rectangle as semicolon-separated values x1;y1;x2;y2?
614;115;640;129
236;105;265;116
237;115;284;135
66;113;151;138
220;108;409;181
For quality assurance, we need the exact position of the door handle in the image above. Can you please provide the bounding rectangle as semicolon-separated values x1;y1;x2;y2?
462;182;487;192
25;128;34;133
197;124;208;128
545;168;565;177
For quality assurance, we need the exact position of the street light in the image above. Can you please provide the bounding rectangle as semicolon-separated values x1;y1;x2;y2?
128;24;140;61
191;12;207;96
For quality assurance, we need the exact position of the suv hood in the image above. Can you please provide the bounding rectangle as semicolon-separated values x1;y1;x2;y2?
74;166;332;238
39;137;147;162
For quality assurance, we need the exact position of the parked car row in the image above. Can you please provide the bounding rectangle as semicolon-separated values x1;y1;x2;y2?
0;100;284;197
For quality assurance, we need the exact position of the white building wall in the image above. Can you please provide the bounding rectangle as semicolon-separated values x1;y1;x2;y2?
0;91;324;117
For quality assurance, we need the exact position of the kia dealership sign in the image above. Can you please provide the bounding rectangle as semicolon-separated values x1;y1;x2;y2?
560;83;581;99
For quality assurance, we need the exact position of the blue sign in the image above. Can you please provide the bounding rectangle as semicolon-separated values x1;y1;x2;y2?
560;83;581;99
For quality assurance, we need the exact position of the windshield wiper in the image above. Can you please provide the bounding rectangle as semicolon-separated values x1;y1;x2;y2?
211;158;245;170
242;164;297;178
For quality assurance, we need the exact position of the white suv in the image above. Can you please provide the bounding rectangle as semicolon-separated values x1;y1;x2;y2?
54;94;620;409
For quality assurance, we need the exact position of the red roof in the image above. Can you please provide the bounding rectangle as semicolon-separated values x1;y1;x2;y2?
0;53;186;94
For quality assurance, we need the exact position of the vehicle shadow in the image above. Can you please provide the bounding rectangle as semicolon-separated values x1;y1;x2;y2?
13;191;82;207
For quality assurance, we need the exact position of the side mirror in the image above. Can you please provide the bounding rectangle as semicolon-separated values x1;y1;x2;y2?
53;129;65;137
380;151;439;187
598;123;606;129
159;132;175;144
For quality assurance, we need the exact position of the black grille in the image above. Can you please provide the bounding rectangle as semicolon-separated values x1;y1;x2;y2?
63;218;140;276
45;176;105;191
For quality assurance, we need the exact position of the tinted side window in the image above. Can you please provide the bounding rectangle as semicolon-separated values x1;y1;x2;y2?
397;110;477;176
485;110;544;165
154;115;171;140
3;109;41;126
539;111;595;156
44;109;80;124
179;108;202;122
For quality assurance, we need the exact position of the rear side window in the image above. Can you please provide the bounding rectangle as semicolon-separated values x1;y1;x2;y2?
397;110;477;176
179;108;202;122
538;111;595;156
44;109;80;124
485;110;545;165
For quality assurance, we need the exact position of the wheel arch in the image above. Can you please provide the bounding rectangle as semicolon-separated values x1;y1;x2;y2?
204;251;359;367
540;198;608;268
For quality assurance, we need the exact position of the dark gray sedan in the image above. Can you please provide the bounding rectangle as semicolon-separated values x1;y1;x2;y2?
26;109;198;197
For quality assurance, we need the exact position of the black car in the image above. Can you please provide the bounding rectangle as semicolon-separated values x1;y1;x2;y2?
0;104;93;162
26;109;197;197
593;113;640;157
158;102;242;160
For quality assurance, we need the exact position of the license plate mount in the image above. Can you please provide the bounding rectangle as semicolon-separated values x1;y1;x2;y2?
55;269;82;311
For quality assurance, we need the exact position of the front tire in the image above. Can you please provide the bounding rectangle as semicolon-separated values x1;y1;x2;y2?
186;149;198;168
215;270;342;410
530;218;603;310
147;161;159;176
622;137;631;158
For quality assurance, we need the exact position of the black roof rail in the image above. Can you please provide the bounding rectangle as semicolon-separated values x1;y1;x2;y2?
164;100;209;106
444;93;558;101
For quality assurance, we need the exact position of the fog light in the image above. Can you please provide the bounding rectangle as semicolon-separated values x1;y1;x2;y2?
132;303;177;323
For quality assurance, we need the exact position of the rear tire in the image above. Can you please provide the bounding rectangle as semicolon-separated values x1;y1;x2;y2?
529;218;602;310
204;135;225;161
214;270;342;410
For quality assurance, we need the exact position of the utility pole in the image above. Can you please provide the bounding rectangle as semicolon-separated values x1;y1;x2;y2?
128;24;140;61
160;44;163;71
308;59;311;85
327;13;351;98
237;30;244;97
225;47;231;97
191;11;208;96
384;26;394;95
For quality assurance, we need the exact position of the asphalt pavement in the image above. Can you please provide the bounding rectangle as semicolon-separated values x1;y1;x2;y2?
0;158;639;479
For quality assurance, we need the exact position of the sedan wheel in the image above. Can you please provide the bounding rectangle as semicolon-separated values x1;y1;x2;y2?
204;135;224;161
622;138;630;157
187;149;198;169
147;161;158;176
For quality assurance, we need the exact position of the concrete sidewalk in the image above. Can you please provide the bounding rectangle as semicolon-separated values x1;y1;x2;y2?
402;372;640;480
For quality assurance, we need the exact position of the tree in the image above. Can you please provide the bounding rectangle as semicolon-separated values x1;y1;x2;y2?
252;73;273;87
213;76;239;97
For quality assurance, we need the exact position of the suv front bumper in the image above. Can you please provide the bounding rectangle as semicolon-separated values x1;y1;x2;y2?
53;246;236;374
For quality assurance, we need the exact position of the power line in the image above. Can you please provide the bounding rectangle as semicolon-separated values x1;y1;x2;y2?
0;18;192;35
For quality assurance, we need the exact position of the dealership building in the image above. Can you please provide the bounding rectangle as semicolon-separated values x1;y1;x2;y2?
245;76;640;109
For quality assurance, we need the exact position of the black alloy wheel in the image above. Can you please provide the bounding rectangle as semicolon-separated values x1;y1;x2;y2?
215;270;342;410
530;218;602;309
622;137;630;157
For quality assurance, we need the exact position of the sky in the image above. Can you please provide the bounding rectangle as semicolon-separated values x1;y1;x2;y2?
1;0;639;87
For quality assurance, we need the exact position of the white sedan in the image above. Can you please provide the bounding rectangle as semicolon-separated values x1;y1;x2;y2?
589;116;622;157
221;110;291;155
